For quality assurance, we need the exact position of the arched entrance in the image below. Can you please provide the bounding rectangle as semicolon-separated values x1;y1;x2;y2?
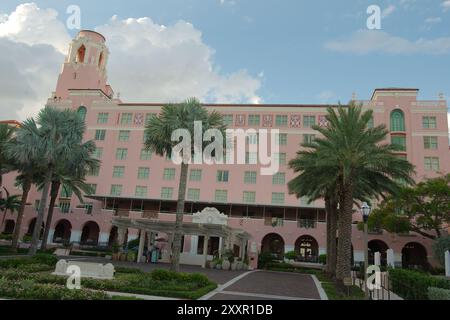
27;218;44;239
3;220;15;234
52;220;72;244
261;233;285;260
80;221;100;246
368;240;389;266
295;235;319;263
402;242;428;270
108;226;118;247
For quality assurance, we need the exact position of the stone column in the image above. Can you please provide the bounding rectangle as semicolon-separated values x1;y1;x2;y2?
445;250;450;278
218;237;223;258
240;240;247;260
202;235;209;268
137;230;146;263
386;249;395;268
374;252;381;266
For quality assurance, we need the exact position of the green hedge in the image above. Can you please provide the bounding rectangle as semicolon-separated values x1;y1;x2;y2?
428;287;450;300
389;269;450;300
0;253;58;269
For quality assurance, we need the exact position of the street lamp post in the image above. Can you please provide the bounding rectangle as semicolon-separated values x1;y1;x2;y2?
361;202;371;300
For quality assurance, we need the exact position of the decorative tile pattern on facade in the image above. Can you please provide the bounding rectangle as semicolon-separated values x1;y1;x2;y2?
134;113;144;126
318;115;329;127
263;115;274;127
290;114;302;128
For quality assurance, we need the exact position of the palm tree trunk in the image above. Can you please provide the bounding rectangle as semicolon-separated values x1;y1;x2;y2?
29;169;53;256
326;197;338;278
11;180;31;251
0;209;8;233
171;162;189;272
325;196;332;274
336;184;354;288
41;181;60;251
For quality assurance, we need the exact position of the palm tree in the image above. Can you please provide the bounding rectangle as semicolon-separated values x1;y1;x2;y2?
40;141;98;250
144;98;225;272
0;188;21;232
311;103;414;285
0;124;15;197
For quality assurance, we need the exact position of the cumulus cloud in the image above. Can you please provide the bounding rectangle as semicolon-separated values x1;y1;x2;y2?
382;5;396;18
0;3;261;120
442;1;450;12
425;17;442;24
325;30;450;55
95;15;261;104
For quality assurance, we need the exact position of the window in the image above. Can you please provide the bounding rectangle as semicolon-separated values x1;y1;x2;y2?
272;172;286;185
276;115;288;127
88;166;100;177
244;171;257;184
276;133;288;146
118;130;130;142
187;189;200;201
215;190;228;202
246;133;259;145
222;115;233;126
303;134;316;145
60;184;73;198
76;45;86;63
113;166;125;178
143;131;150;143
274;153;287;165
390;110;405;132
110;185;122;196
272;192;285;205
120;113;133;125
217;170;229;182
424;136;438;150
243;191;256;204
303;116;316;128
135;186;148;198
138;167;150;180
161;187;173;200
116;148;128;160
95;130;106;141
367;117;374;129
190;169;202;181
97;113;109;124
145;113;155;125
391;136;406;151
163;168;176;180
245;152;258;164
140;149;152;160
92;147;103;159
86;184;97;195
77;106;87;122
248;115;261;126
422;116;437;129
424;157;440;171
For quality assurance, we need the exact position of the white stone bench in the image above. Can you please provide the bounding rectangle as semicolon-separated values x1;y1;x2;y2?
54;248;71;256
52;260;115;280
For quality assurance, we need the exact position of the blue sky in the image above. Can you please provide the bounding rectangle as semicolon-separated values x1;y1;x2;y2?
0;0;449;116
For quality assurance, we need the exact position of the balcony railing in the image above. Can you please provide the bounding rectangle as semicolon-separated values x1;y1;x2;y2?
298;219;317;229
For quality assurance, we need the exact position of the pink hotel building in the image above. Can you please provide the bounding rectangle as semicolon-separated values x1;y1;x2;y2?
2;31;450;269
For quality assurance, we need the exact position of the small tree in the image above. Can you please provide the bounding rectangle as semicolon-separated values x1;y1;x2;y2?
433;237;450;267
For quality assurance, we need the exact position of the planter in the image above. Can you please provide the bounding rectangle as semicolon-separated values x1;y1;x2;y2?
231;262;238;271
236;262;243;270
216;264;222;270
242;263;248;270
222;260;231;270
209;261;217;269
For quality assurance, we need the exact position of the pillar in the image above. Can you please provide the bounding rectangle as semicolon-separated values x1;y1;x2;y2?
240;239;247;260
374;252;381;266
387;249;395;268
117;227;126;252
218;237;223;258
202;235;209;268
137;230;146;263
445;250;450;278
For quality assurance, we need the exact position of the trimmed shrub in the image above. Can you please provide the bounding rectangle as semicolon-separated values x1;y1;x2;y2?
284;251;297;260
428;287;450;300
319;254;327;265
31;253;58;266
389;268;450;300
257;252;275;269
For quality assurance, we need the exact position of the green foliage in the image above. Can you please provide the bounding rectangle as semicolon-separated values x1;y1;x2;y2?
0;253;57;269
127;238;140;249
257;252;275;269
433;237;450;267
114;267;144;274
284;251;297;260
222;249;235;264
31;253;58;266
0;233;13;241
428;287;450;300
389;268;450;300
319;254;327;265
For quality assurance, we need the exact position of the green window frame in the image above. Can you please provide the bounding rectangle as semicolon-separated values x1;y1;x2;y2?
303;134;316;145
245;152;258;164
390;110;405;132
120;113;133;125
246;133;259;145
86;184;97;195
244;171;257;184
77;106;87;122
189;169;202;181
275;115;288;127
276;133;288;146
163;168;176;180
248;115;261;126
140;149;152;160
93;147;103;159
113;166;125;178
138;167;150;180
187;188;200;201
303;116;316;128
424;136;438;150
391;136;406;151
97;112;109;124
118;130;130;142
217;170;229;182
88;165;100;177
115;148;128;160
222;115;233;126
422;116;437;129
135;186;148;198
424;157;440;171
110;185;123;196
161;187;173;200
272;172;286;185
271;192;285;205
275;153;287;165
95;129;106;141
243;191;256;204
214;190;228;202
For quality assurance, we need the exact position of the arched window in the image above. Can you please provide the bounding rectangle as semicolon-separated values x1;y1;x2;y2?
76;45;86;63
77;106;87;122
390;110;405;132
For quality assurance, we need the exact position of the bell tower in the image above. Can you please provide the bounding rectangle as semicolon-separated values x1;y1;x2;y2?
54;30;114;100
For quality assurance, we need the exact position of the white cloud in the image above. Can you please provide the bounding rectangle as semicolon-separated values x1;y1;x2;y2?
220;0;236;6
382;5;396;18
325;30;450;55
442;1;450;12
0;3;261;120
316;90;337;104
95;15;261;104
425;17;442;24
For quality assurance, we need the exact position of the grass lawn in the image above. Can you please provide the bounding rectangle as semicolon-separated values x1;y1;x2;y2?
0;254;217;300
